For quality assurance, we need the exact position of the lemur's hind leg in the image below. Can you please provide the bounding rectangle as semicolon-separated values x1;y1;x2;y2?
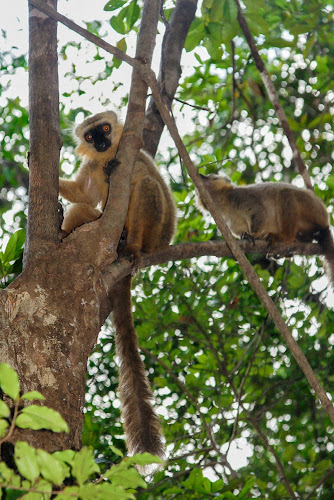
62;203;102;234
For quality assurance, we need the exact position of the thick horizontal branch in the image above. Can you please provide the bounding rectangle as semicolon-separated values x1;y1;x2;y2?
101;239;322;293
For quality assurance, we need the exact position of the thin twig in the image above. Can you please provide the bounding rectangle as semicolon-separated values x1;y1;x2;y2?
169;446;214;462
222;367;298;499
225;326;264;456
233;0;313;190
304;469;334;500
174;97;212;113
0;397;20;447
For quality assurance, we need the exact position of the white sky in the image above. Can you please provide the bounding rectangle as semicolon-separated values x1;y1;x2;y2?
2;0;200;127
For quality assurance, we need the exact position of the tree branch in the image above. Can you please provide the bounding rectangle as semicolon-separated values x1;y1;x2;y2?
101;239;322;291
99;0;161;257
233;0;313;190
304;469;334;500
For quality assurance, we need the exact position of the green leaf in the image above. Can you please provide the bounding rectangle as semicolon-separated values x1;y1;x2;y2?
0;462;14;482
0;363;20;400
315;459;332;472
16;405;69;433
0;400;10;418
222;0;238;23
71;447;100;486
0;461;22;487
182;468;211;493
104;0;127;11
52;449;76;464
125;453;164;467
36;449;70;485
239;477;256;498
125;0;140;30
3;230;25;264
185;19;205;52
244;12;269;35
283;443;296;461
209;0;223;22
109;445;123;458
0;419;9;438
221;20;239;44
79;482;136;499
21;391;46;401
110;17;125;35
54;486;80;500
114;37;127;68
244;0;266;10
23;479;53;499
110;7;129;35
106;466;146;489
14;441;40;483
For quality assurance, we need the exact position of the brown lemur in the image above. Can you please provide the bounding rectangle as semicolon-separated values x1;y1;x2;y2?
197;174;334;284
59;111;176;459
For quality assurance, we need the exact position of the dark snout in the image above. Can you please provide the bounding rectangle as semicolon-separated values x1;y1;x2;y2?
95;139;111;152
199;173;208;181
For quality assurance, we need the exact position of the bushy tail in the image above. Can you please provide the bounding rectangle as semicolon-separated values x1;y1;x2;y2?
110;275;165;459
318;227;334;285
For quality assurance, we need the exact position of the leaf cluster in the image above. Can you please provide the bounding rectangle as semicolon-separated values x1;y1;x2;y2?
0;363;162;499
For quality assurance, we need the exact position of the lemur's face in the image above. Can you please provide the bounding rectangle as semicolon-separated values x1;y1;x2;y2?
83;122;112;153
74;111;123;160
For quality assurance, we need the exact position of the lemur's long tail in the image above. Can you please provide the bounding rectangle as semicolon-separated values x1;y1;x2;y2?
110;275;165;459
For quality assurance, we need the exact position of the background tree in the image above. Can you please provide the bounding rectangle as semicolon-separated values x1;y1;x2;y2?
0;0;334;498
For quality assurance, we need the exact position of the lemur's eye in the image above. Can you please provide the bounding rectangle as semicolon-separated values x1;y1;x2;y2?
103;124;111;133
85;133;93;142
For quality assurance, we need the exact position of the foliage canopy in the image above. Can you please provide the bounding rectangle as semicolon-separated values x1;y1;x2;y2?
1;0;334;497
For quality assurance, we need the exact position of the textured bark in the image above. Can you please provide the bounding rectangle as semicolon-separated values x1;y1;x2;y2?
25;0;61;265
0;238;110;451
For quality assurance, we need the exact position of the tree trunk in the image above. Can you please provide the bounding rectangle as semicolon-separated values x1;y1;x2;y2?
25;0;61;265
